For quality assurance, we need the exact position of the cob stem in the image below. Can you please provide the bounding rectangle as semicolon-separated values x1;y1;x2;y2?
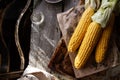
85;0;101;10
92;0;118;28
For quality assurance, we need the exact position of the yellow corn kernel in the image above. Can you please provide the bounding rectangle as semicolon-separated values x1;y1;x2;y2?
74;22;102;69
95;14;115;63
68;7;94;52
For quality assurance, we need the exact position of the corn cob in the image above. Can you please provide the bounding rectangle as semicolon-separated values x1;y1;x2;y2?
95;14;115;63
68;7;94;52
74;0;117;69
74;22;102;69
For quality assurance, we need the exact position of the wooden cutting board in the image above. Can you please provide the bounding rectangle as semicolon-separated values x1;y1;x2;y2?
57;2;120;78
67;12;120;79
69;40;120;78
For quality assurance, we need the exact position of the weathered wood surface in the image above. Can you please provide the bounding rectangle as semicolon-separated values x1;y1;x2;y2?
28;0;120;79
30;0;81;60
29;0;62;71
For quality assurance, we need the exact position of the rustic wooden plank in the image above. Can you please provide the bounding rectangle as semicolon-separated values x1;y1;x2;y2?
64;0;81;11
30;0;62;59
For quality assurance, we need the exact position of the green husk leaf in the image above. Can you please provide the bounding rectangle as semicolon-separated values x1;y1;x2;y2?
92;0;118;28
85;0;101;10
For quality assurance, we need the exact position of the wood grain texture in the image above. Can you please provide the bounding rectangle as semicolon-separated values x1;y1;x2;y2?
30;0;62;63
64;0;81;11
